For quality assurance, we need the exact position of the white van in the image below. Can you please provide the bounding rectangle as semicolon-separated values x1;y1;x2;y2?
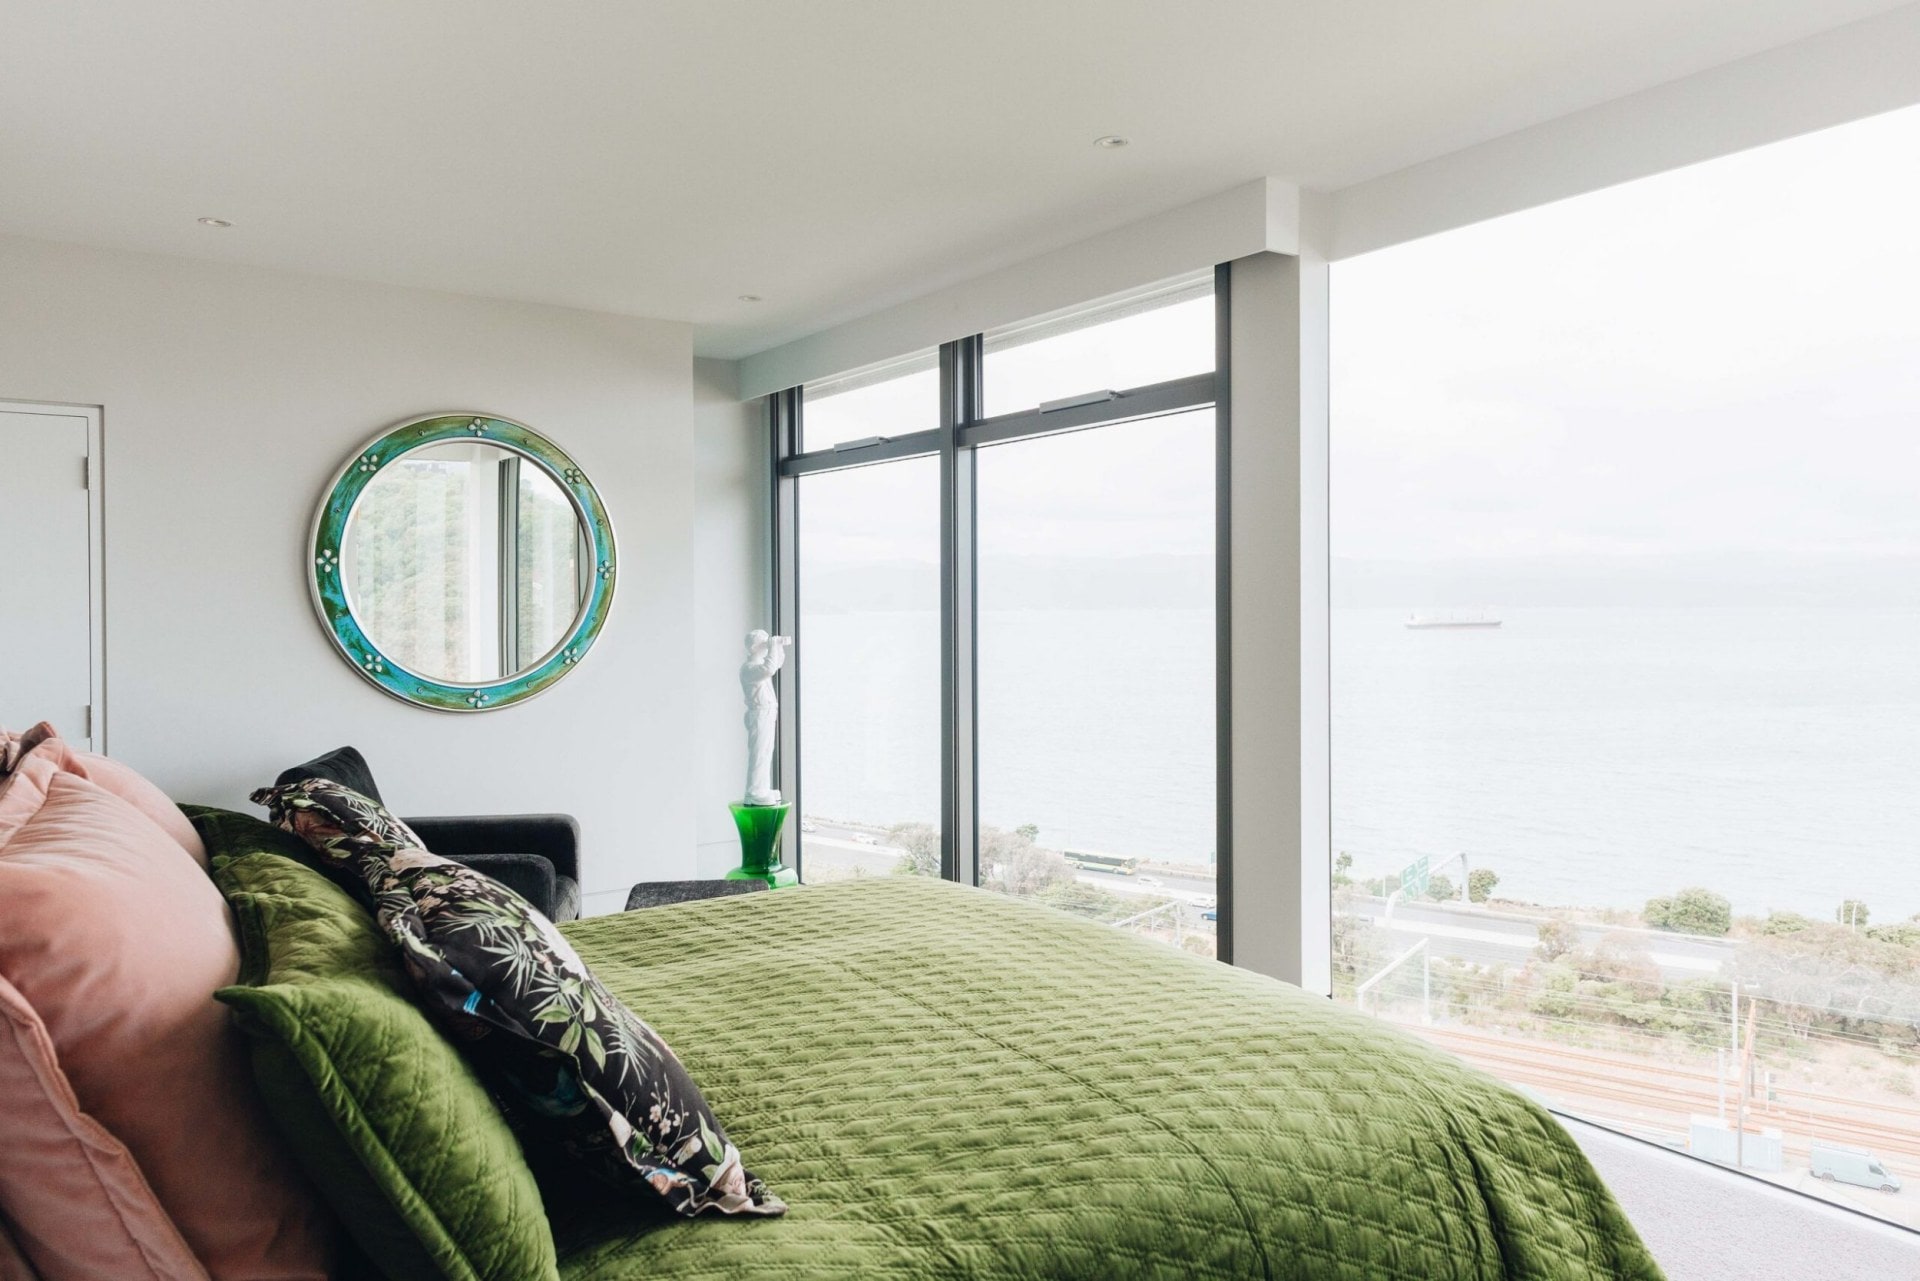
1810;1143;1902;1192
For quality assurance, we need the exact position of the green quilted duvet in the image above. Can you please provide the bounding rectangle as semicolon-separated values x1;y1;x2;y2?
552;878;1661;1280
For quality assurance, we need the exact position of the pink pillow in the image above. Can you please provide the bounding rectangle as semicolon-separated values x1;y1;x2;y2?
0;753;332;1280
0;973;208;1280
0;1219;40;1281
2;724;205;867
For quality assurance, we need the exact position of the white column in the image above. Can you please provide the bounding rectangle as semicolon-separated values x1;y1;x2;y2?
1224;250;1332;994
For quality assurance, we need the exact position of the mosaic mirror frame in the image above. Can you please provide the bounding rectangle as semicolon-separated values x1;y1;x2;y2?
308;413;616;711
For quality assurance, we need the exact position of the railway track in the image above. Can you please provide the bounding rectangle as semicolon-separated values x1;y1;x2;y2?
1409;1024;1920;1166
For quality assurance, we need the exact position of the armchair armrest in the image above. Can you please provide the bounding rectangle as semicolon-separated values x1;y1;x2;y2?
401;813;580;886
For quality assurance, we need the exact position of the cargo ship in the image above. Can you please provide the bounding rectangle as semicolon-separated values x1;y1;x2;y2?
1405;611;1502;630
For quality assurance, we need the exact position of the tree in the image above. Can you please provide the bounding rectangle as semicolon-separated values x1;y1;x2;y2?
1761;910;1814;936
887;822;940;877
983;840;1074;898
1332;851;1353;888
1734;922;1920;1046
1425;874;1457;903
1535;917;1580;962
1644;887;1731;937
1838;899;1871;930
1868;923;1920;950
971;824;1077;898
1468;868;1500;903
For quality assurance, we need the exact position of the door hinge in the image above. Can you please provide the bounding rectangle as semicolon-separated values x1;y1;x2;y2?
81;455;91;489
83;704;93;739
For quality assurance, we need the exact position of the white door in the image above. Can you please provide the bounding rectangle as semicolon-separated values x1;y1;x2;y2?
0;405;101;748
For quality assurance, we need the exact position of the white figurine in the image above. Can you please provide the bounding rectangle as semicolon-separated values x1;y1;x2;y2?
740;630;791;805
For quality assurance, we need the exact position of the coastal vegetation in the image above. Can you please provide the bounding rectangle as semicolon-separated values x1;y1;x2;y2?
1334;868;1920;1102
887;821;1216;954
1643;887;1732;937
888;821;1156;922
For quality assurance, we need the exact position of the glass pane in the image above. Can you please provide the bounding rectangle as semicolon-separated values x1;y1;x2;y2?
976;410;1215;954
983;287;1212;418
797;456;942;882
1332;103;1920;1228
345;446;497;683
344;444;588;684
802;355;937;453
515;466;582;667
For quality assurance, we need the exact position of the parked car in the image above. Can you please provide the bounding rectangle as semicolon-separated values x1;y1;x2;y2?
1810;1142;1901;1192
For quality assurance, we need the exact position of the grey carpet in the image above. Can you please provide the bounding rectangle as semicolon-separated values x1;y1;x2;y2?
1562;1116;1920;1280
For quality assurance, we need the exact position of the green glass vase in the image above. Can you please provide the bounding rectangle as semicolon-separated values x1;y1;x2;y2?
727;802;798;888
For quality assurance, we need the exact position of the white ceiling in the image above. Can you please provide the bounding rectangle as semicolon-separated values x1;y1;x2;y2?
2;1;1910;358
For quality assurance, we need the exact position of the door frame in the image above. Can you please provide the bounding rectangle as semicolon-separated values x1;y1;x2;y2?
1;399;106;752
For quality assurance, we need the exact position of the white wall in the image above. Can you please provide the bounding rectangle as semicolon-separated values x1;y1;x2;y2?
0;233;702;912
691;358;769;877
738;178;1301;397
1331;3;1920;259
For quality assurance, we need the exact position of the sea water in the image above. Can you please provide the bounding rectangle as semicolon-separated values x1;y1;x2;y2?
797;605;1920;920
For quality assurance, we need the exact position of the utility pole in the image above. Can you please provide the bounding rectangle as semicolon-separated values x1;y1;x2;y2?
1736;996;1759;1169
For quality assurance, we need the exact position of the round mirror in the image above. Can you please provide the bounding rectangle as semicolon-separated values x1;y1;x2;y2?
310;414;615;711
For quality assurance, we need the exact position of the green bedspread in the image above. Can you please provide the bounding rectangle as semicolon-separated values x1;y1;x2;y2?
551;878;1661;1280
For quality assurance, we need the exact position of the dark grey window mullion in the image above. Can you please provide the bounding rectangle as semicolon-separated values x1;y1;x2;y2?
1212;262;1234;966
959;371;1216;448
939;337;982;886
779;428;941;476
770;389;804;874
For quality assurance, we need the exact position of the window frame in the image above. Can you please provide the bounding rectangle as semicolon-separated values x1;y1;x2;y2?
767;271;1235;958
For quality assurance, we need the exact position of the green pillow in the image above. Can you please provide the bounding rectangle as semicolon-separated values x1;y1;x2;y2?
213;849;559;1281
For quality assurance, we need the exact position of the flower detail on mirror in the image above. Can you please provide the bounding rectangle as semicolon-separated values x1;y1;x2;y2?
355;452;380;474
597;560;615;580
465;691;490;709
315;547;339;573
468;418;489;436
563;467;585;485
561;646;582;666
361;653;386;675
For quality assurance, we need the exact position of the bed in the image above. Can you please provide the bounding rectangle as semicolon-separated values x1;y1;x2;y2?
545;877;1661;1280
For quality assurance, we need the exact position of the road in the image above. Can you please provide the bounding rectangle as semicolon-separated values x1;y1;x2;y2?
1352;897;1734;978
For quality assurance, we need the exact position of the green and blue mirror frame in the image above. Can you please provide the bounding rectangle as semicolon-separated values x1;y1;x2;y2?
308;413;616;712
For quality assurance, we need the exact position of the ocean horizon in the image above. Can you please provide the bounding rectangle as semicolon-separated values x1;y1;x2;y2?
798;604;1920;921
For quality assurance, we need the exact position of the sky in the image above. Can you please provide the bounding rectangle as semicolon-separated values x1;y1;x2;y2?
1331;100;1920;604
798;295;1215;592
795;100;1920;608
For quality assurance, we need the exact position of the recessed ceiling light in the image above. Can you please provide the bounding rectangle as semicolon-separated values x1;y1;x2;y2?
738;294;763;303
1093;135;1129;150
197;217;233;228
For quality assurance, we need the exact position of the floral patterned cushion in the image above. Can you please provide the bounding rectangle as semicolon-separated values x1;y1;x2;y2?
250;777;783;1219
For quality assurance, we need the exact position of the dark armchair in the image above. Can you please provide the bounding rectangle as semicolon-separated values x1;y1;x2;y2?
273;746;582;921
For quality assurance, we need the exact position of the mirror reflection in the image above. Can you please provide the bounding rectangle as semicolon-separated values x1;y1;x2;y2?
342;442;587;684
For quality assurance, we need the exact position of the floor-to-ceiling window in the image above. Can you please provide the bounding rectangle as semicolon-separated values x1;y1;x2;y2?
775;280;1221;952
1331;104;1920;1228
795;452;941;881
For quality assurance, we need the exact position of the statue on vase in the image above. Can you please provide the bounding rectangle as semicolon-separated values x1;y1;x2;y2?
740;630;790;806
